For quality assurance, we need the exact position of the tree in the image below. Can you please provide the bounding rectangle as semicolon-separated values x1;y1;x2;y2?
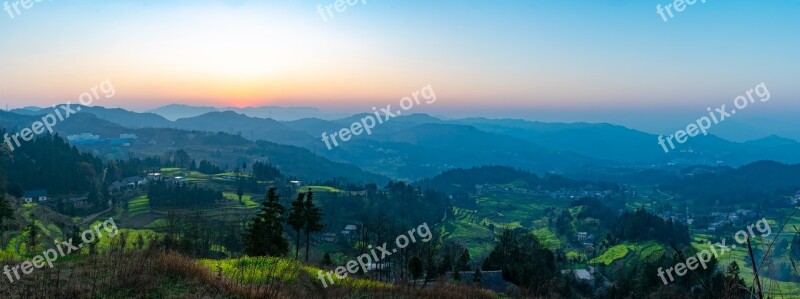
197;160;223;174
304;190;324;262
236;177;245;203
173;149;192;168
242;188;288;257
0;196;13;232
286;193;306;260
725;261;741;281
71;225;82;254
251;162;282;181
457;249;471;271
409;255;423;286
322;252;333;266
27;222;39;252
7;184;23;199
0;168;13;238
483;229;555;294
473;267;482;286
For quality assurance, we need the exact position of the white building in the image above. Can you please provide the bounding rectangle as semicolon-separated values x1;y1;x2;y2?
23;190;49;202
67;133;101;143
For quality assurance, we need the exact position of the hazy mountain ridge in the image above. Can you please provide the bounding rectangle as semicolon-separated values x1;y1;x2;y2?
148;104;349;121
6;105;800;181
0;110;388;184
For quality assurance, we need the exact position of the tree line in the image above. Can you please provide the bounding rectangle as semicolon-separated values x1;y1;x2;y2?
242;188;323;261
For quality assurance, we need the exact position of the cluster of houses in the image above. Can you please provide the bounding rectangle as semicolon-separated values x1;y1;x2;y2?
318;224;359;243
547;190;614;200
21;189;91;209
107;172;186;193
475;183;617;200
657;211;694;225
654;208;757;232
22;189;49;203
475;184;540;196
66;133;138;147
109;176;147;193
707;209;756;232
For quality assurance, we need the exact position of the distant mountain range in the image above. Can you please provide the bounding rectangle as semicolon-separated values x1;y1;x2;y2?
146;104;349;121
5;104;800;181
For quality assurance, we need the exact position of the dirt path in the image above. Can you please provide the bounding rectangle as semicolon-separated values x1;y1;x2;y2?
79;199;112;225
656;189;675;201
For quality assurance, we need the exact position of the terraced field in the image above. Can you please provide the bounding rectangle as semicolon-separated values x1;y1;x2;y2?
589;241;665;266
443;192;570;257
127;195;151;217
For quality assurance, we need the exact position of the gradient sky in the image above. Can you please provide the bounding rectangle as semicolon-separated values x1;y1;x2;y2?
1;0;798;123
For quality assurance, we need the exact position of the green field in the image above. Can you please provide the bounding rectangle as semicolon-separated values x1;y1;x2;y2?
690;220;800;298
473;192;566;229
198;256;387;289
443;191;570;257
224;192;258;207
127;195;151;217
441;207;496;257
589;241;665;267
590;243;631;266
297;186;342;193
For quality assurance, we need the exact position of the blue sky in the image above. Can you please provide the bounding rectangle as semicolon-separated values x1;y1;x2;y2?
0;0;797;132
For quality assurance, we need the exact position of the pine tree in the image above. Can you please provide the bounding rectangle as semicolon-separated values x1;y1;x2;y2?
286;193;306;260
243;188;288;257
71;225;82;254
27;222;39;252
473;267;482;286
236;177;245;203
0;196;13;232
322;252;333;266
457;249;471;271
304;190;324;262
0;170;12;232
409;255;423;287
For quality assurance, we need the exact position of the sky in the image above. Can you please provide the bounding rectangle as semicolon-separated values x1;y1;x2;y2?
0;0;798;132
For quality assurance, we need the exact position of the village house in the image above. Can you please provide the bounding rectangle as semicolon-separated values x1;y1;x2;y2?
109;176;148;192
69;196;91;209
574;268;595;287
321;233;337;242
23;190;49;202
444;270;516;293
341;224;358;237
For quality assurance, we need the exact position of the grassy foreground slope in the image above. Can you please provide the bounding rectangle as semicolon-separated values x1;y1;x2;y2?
0;248;497;299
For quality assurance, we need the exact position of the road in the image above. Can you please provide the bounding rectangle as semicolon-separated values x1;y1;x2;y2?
79;199;112;225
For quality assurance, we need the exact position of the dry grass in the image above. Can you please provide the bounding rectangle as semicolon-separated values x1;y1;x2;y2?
0;242;498;299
